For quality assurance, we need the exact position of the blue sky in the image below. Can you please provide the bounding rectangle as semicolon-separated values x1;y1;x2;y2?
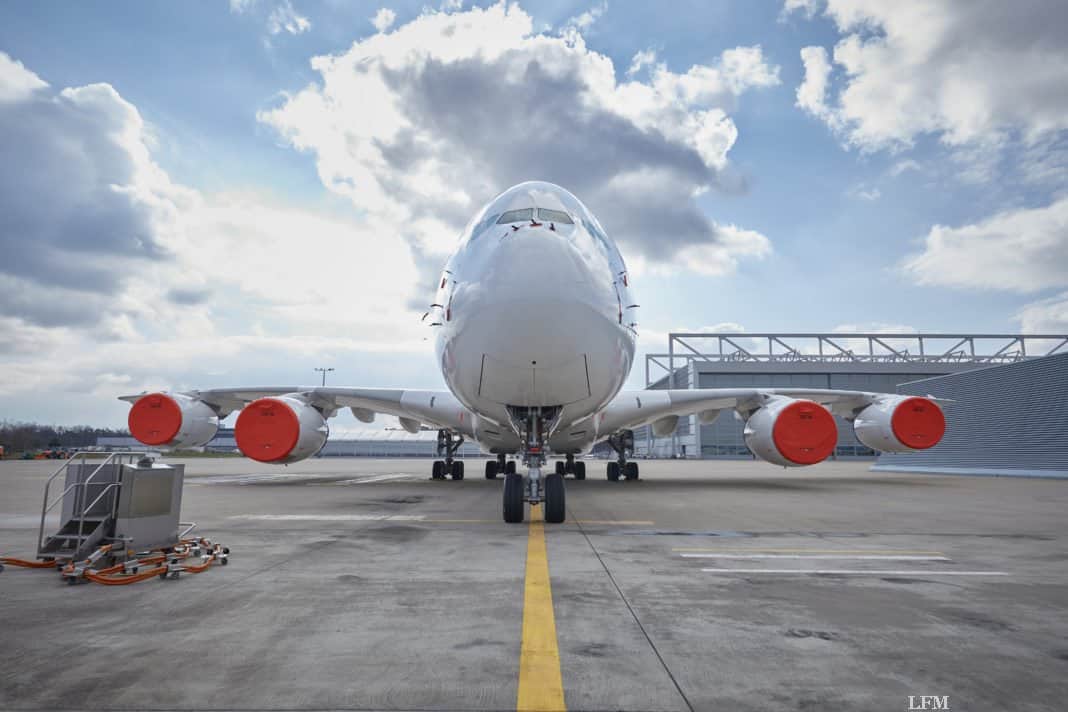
1;0;1066;426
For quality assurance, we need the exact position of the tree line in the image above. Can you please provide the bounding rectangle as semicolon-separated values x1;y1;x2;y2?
0;421;128;453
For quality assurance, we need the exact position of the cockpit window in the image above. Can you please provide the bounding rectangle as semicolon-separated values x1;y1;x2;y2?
496;208;535;224
537;208;573;224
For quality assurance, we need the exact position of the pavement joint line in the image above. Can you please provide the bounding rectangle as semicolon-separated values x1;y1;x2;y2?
570;508;696;712
517;504;566;712
680;554;952;561
671;547;947;555
700;569;1010;576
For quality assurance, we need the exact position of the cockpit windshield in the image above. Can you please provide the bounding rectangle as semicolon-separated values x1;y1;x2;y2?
537;208;573;224
496;208;535;224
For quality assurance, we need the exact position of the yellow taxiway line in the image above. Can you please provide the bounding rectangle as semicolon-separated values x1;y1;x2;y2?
517;504;567;711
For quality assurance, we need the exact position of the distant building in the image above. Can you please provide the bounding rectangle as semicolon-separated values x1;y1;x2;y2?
97;427;484;458
635;333;1067;459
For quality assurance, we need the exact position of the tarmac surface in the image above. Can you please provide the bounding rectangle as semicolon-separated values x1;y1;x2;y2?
1;456;1067;712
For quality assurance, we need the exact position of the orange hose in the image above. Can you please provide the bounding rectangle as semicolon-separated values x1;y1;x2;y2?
83;566;168;585
1;557;57;568
181;555;216;573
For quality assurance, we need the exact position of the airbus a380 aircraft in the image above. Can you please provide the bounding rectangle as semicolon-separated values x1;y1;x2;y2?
121;182;946;524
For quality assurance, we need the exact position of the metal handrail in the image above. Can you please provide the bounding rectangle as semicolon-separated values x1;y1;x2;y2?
36;451;145;557
38;451;99;555
75;482;123;553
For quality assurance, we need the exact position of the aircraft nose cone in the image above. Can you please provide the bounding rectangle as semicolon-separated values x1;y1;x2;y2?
489;226;590;291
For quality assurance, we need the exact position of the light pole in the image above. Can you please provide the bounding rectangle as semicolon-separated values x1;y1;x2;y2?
314;367;334;387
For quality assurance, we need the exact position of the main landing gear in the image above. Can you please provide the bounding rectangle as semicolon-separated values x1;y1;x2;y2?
606;429;639;482
484;454;516;480
553;454;586;480
503;407;565;525
431;429;465;480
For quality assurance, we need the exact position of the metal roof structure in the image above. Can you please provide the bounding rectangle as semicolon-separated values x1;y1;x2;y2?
645;332;1068;387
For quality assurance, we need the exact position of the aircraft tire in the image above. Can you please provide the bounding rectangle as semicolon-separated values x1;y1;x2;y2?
544;473;565;523
452;461;465;480
607;461;620;481
485;461;498;479
503;473;524;523
432;460;445;480
505;460;517;475
573;461;586;480
625;462;639;480
555;461;565;475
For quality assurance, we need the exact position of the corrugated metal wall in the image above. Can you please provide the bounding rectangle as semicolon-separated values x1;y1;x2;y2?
873;353;1068;477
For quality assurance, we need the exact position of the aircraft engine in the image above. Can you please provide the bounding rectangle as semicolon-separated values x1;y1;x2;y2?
234;396;329;464
853;395;945;452
743;397;837;467
128;392;219;449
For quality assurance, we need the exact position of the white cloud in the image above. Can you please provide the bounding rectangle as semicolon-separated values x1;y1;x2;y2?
0;53;427;415
781;0;819;20
562;1;608;34
846;184;880;201
671;224;772;277
795;45;834;124
626;48;656;77
1015;292;1068;334
0;51;49;103
888;158;921;177
259;2;778;277
902;196;1068;293
371;7;396;33
267;0;310;35
791;1;1068;151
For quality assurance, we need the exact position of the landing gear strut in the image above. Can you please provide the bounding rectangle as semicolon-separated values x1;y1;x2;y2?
606;430;638;481
432;429;465;480
502;407;565;524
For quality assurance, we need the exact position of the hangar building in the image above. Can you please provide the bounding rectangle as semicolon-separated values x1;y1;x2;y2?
874;352;1068;477
634;332;1068;459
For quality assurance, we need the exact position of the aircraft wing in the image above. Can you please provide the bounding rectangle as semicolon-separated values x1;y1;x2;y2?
119;387;476;435
595;387;935;436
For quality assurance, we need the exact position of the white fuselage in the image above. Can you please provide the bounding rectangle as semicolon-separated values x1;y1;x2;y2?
431;182;636;453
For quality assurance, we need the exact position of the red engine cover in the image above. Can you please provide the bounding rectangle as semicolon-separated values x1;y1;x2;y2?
890;396;946;450
235;398;300;463
128;393;182;446
771;400;838;465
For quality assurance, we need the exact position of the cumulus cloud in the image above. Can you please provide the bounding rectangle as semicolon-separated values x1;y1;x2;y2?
902;196;1068;293
795;45;833;123
790;1;1068;150
0;54;192;328
371;8;396;33
0;51;49;102
259;2;778;282
0;52;428;411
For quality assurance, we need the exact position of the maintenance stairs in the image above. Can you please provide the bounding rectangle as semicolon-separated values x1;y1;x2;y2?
36;452;158;563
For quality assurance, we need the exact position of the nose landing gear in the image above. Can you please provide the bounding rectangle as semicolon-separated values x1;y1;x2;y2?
432;429;465;480
502;407;565;524
606;430;639;481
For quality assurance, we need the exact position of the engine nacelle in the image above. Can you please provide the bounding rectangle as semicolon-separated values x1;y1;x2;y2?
744;397;837;467
235;396;329;464
128;393;219;449
853;395;945;452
